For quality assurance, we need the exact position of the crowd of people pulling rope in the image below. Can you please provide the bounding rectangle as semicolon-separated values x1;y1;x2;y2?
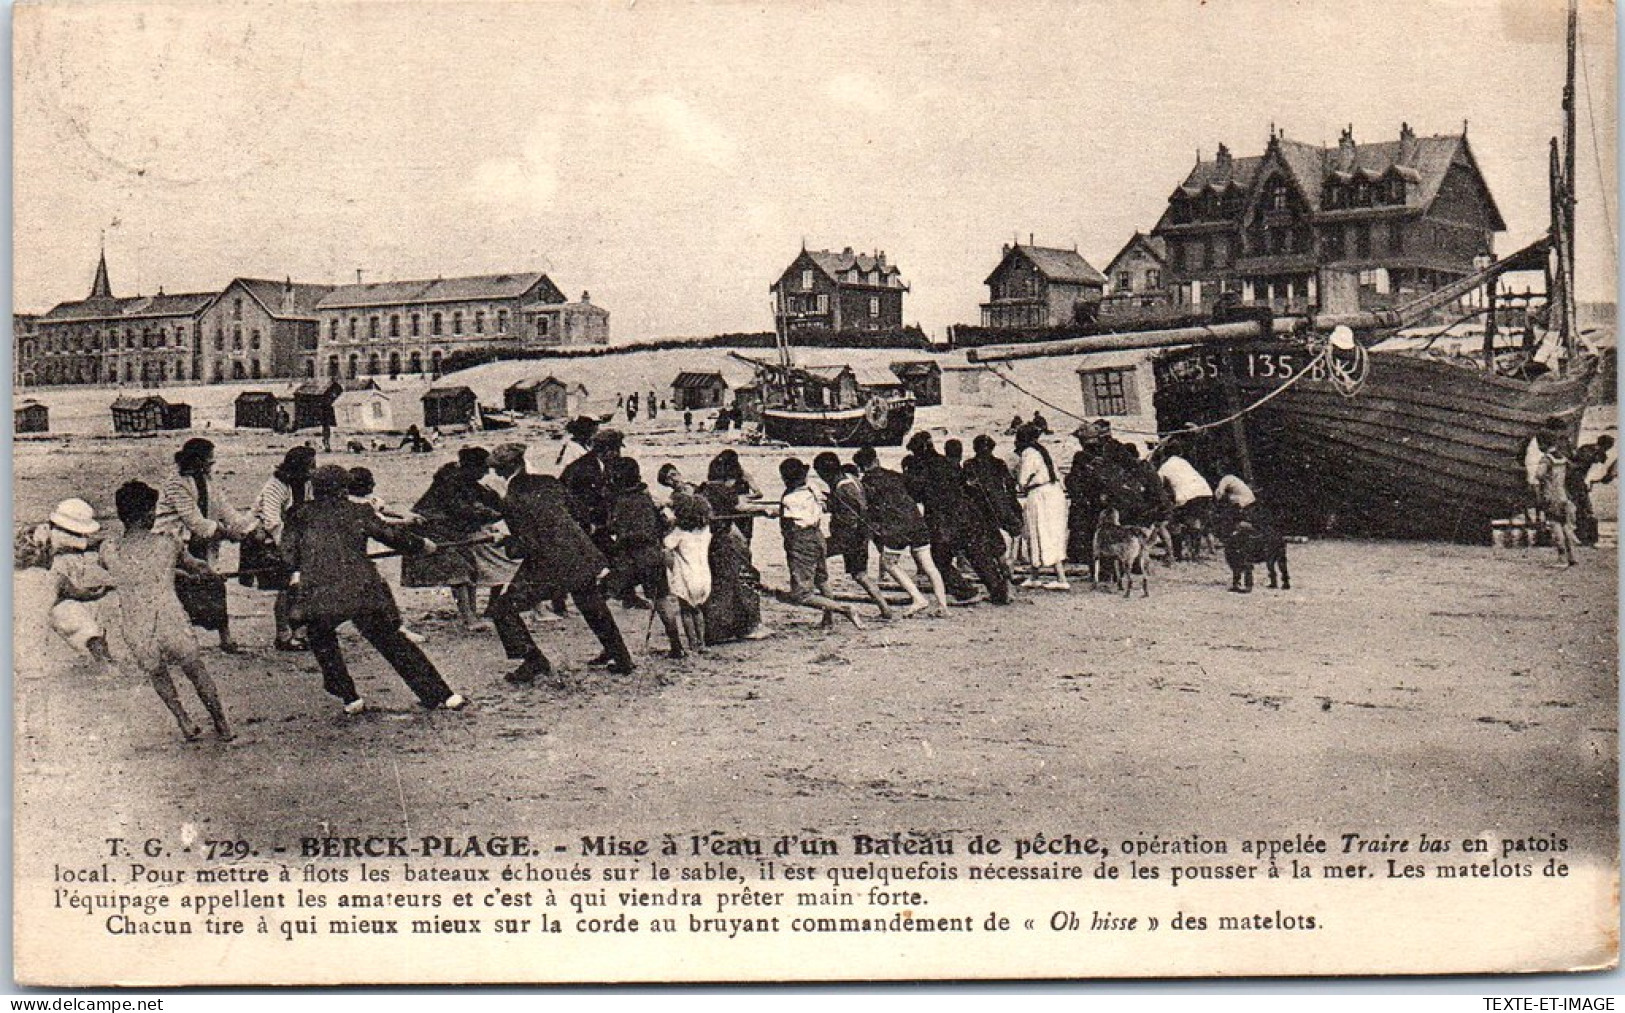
16;404;1611;746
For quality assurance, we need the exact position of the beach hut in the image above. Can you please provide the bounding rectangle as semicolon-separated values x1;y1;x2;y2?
889;360;943;406
234;391;281;430
111;395;168;434
294;378;380;430
506;376;587;419
504;379;546;414
333;387;395;431
671;371;729;410
14;400;48;434
422;386;478;429
161;401;193;429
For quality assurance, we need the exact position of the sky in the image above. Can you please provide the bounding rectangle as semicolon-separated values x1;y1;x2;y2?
11;0;1618;340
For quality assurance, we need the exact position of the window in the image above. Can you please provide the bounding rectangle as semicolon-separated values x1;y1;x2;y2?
430;350;442;376
347;354;359;379
1270;180;1287;211
371;400;385;420
368;353;380;375
327;355;340;378
452;312;463;334
474;311;484;333
329;320;339;342
388;352;401;377
349;318;358;340
869;296;880;317
176;326;186;347
1146;269;1161;289
250;329;261;350
411;314;421;337
431;313;443;335
537;316;550;338
1117;272;1132;292
154;329;166;348
1081;368;1137;416
497;310;508;332
369;316;380;340
390;315;400;338
816;293;828;314
233;327;243;350
175;361;186;381
304;359;316;378
409;351;422;374
801;270;814;291
233;297;242;320
232;361;246;380
250;360;261;379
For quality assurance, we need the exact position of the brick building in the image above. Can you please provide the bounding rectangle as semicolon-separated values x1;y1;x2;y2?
198;278;333;381
33;252;213;386
771;247;907;335
1150;124;1504;313
979;242;1105;328
311;272;595;380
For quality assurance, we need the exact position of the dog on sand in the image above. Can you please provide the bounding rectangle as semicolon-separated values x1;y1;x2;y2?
1215;505;1290;593
1092;509;1152;598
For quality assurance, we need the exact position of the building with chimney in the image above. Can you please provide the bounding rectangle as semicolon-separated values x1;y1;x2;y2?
1150;123;1503;313
198;277;334;381
32;251;215;386
979;241;1106;328
310;272;603;381
771;246;907;335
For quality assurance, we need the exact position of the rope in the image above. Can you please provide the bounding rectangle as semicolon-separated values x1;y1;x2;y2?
983;340;1361;440
1579;18;1620;272
214;534;493;580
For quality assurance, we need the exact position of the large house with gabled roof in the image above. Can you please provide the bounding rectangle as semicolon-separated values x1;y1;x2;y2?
979;242;1106;328
1150;123;1504;314
771;246;908;334
198;277;334;382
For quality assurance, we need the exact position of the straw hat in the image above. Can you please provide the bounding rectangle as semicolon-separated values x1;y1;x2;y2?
49;498;100;537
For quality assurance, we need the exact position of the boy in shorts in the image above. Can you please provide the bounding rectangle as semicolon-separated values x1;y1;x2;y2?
776;458;861;628
854;445;948;617
812;452;892;620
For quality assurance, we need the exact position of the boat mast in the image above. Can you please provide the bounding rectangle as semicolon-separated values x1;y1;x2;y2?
1552;0;1580;362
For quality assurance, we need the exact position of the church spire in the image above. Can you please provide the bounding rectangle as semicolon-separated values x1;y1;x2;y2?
89;244;112;300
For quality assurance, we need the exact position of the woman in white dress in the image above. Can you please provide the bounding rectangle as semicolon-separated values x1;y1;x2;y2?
1014;424;1070;589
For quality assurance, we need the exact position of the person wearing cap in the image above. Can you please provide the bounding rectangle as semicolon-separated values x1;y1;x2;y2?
282;465;466;714
401;447;505;632
245;446;317;651
1064;424;1109;568
155;438;256;653
40;498;117;671
488;443;636;680
99;481;235;742
605;457;688;658
556;415;599;469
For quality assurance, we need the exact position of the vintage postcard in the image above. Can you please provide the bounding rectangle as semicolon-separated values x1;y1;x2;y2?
10;0;1617;986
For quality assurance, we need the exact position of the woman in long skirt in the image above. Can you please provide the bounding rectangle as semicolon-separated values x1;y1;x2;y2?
155;438;256;652
1014;424;1069;590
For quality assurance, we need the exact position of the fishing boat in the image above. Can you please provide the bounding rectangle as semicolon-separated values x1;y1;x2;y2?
969;2;1599;543
730;325;916;448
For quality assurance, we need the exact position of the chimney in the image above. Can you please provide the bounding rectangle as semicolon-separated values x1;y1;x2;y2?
580;290;591;304
842;246;854;256
1029;233;1035;247
1337;125;1357;173
1215;142;1233;174
1398;121;1418;164
877;251;887;269
1002;243;1011;255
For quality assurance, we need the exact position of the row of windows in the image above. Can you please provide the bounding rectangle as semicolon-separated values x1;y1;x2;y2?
1114;269;1163;293
321;350;443;380
327;309;509;342
1170;175;1406;224
1169;221;1406;271
781;294;884;317
213;327;261;351
35;326;190;353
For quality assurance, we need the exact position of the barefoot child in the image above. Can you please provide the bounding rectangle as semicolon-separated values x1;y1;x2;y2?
777;458;862;629
99;481;234;742
28;499;119;671
663;492;713;652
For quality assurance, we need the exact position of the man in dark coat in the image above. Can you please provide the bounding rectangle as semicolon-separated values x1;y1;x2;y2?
1065;427;1109;565
962;434;1024;578
561;427;647;609
488;444;635;681
901;432;1009;605
282;465;465;713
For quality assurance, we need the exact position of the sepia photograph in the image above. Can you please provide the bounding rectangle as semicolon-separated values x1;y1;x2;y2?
9;0;1619;986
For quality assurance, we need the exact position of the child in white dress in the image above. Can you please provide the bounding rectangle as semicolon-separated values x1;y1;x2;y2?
663;493;714;653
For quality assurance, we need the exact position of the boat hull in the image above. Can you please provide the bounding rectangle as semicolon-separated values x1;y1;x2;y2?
1154;343;1596;542
761;401;916;447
